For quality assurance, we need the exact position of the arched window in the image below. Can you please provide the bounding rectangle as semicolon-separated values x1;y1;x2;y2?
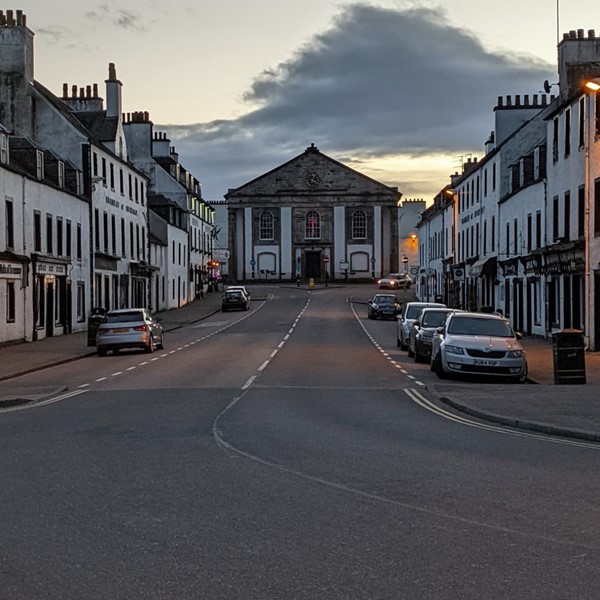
305;211;321;239
352;210;367;239
259;211;274;240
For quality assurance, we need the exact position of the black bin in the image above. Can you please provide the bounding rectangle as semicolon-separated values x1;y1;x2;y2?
87;307;107;347
552;329;586;385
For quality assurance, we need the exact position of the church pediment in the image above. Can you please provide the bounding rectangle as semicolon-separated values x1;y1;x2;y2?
225;144;400;203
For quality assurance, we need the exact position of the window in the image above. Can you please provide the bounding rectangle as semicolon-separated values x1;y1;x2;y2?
536;211;542;248
6;281;15;323
111;214;117;255
94;209;100;250
491;215;496;251
352;210;367;239
34;211;41;252
121;218;126;257
564;108;571;157
103;212;109;253
553;196;560;240
101;157;107;185
506;222;510;256
129;174;133;199
305;211;320;239
58;161;65;189
492;163;496;191
578;186;585;238
56;217;63;256
564;191;571;240
483;220;488;254
77;282;86;322
5;199;14;250
0;132;7;164
136;225;140;260
46;214;53;254
93;152;98;177
66;220;72;258
109;163;115;190
36;150;44;179
76;223;82;260
130;222;134;258
119;168;124;195
259;211;274;240
552;117;559;163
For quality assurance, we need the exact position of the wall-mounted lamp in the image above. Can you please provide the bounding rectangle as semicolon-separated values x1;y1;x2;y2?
410;233;417;244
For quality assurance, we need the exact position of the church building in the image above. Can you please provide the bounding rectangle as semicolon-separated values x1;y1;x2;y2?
226;144;401;283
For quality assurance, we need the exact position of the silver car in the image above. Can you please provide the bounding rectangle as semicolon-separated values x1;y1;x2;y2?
397;301;446;349
407;307;459;363
96;308;164;356
430;312;527;383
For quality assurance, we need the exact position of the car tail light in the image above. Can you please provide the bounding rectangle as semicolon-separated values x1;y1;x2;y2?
133;325;148;332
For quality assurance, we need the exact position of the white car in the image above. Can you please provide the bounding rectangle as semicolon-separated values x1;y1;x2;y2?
430;312;527;383
397;301;446;350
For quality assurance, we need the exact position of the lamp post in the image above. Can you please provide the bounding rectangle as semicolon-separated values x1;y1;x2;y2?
584;78;600;349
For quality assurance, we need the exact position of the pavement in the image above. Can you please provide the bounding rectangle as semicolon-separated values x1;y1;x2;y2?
1;286;600;444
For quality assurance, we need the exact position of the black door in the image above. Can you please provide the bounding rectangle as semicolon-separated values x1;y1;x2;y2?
525;281;532;336
46;281;54;338
305;251;321;279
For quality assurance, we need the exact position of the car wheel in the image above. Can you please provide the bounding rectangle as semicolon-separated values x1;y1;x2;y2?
432;352;448;379
414;347;423;363
513;364;528;384
97;348;107;357
399;335;408;351
145;338;154;353
396;336;401;348
157;336;164;350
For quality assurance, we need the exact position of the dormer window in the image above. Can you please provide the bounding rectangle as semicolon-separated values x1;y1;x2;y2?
36;150;44;180
58;161;65;188
0;133;7;165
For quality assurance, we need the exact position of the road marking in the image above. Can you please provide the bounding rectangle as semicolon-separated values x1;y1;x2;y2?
126;367;136;371
258;360;269;371
270;350;278;358
139;361;148;366
151;357;159;361
242;375;256;390
404;388;600;450
278;342;285;348
111;371;122;377
96;377;107;382
78;383;90;388
1;389;89;413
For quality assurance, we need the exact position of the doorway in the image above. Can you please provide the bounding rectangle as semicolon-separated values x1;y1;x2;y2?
46;280;54;338
305;251;321;280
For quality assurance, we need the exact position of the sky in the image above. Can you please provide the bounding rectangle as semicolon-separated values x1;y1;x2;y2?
14;0;600;201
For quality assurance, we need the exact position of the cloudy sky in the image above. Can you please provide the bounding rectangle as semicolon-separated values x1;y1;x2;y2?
17;0;600;200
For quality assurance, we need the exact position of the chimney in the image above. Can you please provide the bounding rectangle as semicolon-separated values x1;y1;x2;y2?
105;62;123;119
62;83;68;98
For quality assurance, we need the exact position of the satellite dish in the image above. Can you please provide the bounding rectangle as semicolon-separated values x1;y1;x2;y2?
543;80;551;94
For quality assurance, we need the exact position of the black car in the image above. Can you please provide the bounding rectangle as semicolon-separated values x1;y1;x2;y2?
367;294;402;320
222;290;250;312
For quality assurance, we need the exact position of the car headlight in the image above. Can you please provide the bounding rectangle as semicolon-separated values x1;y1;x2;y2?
507;349;525;358
372;303;379;309
444;344;465;355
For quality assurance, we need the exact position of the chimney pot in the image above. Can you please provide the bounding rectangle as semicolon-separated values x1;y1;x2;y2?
577;28;585;39
108;63;117;81
62;83;68;98
515;94;521;106
497;96;503;107
569;30;577;39
524;94;529;106
93;83;98;97
7;9;14;26
71;84;77;98
16;9;22;25
86;85;91;98
506;95;512;106
589;30;596;38
79;87;85;98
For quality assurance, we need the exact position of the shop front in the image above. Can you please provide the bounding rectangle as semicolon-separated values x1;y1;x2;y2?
0;254;28;344
33;258;70;341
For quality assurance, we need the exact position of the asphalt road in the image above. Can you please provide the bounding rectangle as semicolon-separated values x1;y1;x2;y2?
2;286;600;599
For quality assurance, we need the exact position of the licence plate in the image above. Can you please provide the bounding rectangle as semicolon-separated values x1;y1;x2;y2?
111;328;129;333
473;359;498;366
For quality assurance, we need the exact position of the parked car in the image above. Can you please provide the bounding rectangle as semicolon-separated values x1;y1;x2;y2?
226;285;251;305
397;301;446;349
430;311;528;383
222;289;250;312
408;307;460;362
378;273;411;290
367;294;402;320
96;308;164;356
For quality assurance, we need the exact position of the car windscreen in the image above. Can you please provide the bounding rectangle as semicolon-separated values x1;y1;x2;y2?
421;311;450;327
105;311;145;323
376;296;395;304
406;306;425;319
447;316;514;337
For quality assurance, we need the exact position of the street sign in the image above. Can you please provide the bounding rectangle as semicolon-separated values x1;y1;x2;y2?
323;255;330;263
339;261;349;270
370;257;376;265
402;255;409;263
409;266;419;275
250;259;256;267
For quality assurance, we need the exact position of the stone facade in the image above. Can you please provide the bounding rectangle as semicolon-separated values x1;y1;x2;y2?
226;144;401;283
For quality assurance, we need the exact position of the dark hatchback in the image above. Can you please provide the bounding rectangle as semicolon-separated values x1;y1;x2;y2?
222;290;250;312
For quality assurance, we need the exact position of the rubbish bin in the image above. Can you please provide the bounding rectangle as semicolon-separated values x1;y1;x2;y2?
552;329;586;385
87;307;107;347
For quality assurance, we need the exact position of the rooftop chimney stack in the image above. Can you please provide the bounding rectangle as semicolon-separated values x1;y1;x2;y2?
105;62;123;119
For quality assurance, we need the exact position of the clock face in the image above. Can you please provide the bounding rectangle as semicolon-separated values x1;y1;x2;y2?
305;171;321;189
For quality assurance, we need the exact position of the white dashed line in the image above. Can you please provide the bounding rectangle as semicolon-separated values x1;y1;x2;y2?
242;375;256;390
111;371;122;377
270;350;278;358
278;342;285;348
126;367;136;371
95;377;107;382
258;360;269;371
78;383;90;388
151;357;159;361
139;361;148;366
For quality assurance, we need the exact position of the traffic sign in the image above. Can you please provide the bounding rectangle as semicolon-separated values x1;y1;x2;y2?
370;257;376;265
250;259;256;267
402;255;409;263
323;255;330;263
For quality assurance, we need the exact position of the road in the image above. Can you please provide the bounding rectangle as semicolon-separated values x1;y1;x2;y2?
1;285;600;599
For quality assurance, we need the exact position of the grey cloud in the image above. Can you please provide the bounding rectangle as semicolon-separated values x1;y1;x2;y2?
168;3;555;199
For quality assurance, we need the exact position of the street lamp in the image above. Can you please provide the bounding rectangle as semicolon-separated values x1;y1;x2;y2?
584;79;600;348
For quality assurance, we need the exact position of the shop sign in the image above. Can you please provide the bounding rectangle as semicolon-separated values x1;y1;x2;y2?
0;262;22;279
36;262;66;276
543;253;585;275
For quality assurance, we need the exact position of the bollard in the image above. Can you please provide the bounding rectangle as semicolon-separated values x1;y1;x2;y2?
309;278;314;288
